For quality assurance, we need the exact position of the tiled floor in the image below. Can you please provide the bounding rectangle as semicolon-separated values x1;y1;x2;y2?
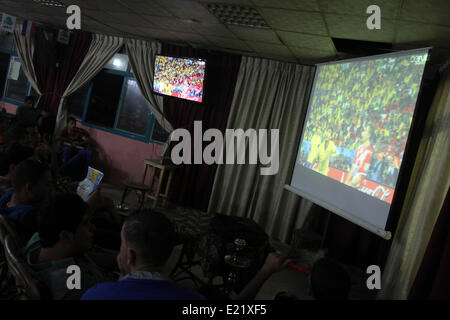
100;182;376;300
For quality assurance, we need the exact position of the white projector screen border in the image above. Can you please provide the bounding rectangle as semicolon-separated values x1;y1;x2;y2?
285;185;392;240
287;47;431;241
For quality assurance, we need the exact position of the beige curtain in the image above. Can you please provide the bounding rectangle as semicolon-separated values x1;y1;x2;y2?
13;24;41;96
55;33;124;134
378;68;450;299
208;57;315;242
125;39;173;151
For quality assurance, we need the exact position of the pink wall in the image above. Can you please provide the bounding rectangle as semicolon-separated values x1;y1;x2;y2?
0;100;164;185
0;101;18;114
78;124;164;185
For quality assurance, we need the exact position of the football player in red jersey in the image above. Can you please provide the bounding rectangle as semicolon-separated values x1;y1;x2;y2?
345;125;374;188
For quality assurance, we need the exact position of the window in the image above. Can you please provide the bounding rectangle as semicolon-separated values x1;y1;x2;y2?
66;52;169;144
151;119;170;143
66;84;89;119
0;33;14;52
3;56;29;103
104;53;129;72
85;71;123;128
0;52;9;94
29;86;39;98
116;79;152;136
1;50;34;105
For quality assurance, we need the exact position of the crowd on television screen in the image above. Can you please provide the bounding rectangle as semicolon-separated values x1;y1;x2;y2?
154;56;205;100
299;53;427;189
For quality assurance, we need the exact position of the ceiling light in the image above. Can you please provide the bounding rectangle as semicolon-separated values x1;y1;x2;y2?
33;0;66;7
206;3;270;29
113;58;122;67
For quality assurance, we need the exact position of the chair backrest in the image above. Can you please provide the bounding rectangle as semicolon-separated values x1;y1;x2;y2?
4;234;41;300
0;215;23;248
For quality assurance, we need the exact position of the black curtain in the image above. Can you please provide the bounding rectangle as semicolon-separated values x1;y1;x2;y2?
161;44;241;212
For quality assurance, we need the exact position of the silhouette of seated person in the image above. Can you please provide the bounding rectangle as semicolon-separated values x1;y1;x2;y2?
0;144;35;196
15;96;46;127
25;192;118;300
2;123;51;160
81;210;204;300
0;160;52;243
58;117;93;181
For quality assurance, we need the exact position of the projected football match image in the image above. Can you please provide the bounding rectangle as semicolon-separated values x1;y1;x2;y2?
153;55;206;102
297;52;428;204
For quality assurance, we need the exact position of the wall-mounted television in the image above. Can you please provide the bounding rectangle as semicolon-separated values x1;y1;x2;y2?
153;55;206;103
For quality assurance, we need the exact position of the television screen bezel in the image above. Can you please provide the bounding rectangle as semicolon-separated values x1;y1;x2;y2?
152;54;207;104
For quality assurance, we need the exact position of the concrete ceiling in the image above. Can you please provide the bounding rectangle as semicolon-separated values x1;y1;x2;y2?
1;0;449;64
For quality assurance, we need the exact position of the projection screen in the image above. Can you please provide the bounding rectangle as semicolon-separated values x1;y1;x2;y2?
286;48;430;239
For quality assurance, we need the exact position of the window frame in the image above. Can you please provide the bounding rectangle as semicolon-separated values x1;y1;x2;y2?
0;49;33;105
75;67;165;145
0;49;167;145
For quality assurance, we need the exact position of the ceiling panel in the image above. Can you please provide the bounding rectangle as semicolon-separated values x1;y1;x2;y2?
155;0;219;23
289;46;337;60
199;0;254;6
398;0;450;26
258;8;328;35
253;0;320;11
130;27;180;41
61;0;132;13
0;0;448;64
171;32;211;45
246;42;295;57
319;0;400;19
0;0;33;10
118;0;173;17
206;35;253;52
193;23;236;38
395;21;450;49
277;31;335;51
325;14;396;43
102;12;154;28
60;0;98;10
142;16;199;33
227;25;282;44
81;19;123;35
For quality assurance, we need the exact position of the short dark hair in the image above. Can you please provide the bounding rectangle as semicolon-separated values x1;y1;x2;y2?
8;143;34;165
38;193;89;248
25;96;35;104
122;210;176;266
0;144;34;175
310;258;351;300
12;159;49;193
3;124;27;145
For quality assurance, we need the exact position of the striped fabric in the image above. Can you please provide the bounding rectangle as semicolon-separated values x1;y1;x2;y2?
21;20;35;38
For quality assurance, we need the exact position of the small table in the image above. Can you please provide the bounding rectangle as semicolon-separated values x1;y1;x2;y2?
141;159;177;208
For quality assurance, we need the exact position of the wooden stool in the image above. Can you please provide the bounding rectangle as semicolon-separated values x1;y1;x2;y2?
141;159;177;208
120;182;151;211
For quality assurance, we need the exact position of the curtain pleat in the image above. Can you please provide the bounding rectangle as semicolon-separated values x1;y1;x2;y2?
208;57;315;243
161;44;241;211
13;24;41;96
125;39;172;137
55;34;124;134
378;68;450;299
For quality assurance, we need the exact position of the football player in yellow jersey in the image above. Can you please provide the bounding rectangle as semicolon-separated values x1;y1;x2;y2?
306;127;321;169
315;129;337;176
